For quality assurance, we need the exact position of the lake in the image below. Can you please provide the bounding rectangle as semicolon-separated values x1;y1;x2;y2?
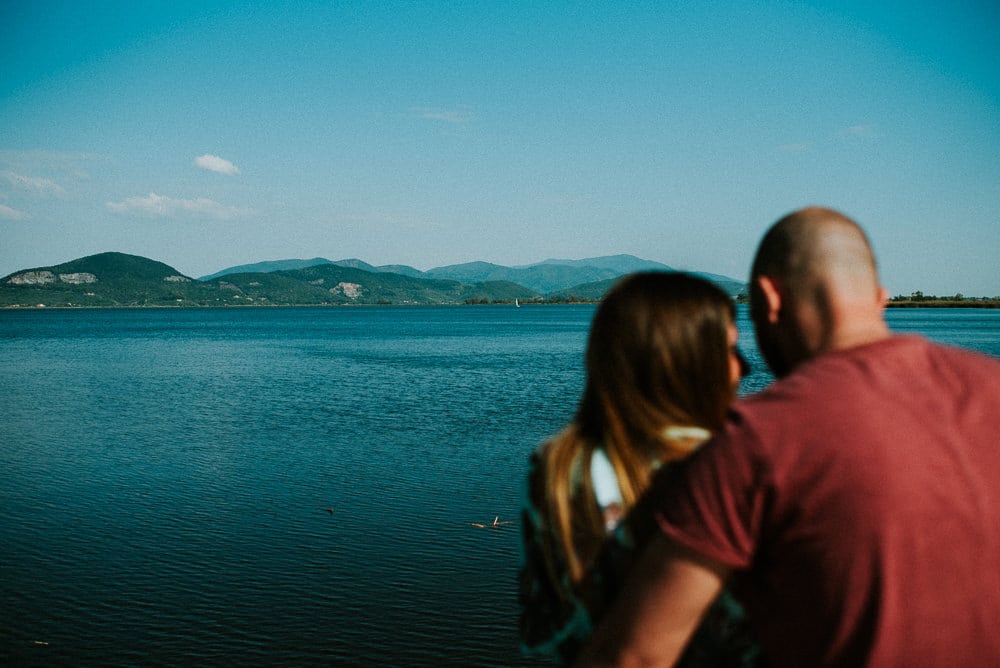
1;306;998;666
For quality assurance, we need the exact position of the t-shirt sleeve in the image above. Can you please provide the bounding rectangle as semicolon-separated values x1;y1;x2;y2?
653;419;765;570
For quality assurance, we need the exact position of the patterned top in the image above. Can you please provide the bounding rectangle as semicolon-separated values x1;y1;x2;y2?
519;431;763;666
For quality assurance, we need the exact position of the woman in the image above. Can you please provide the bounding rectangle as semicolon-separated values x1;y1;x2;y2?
519;271;756;666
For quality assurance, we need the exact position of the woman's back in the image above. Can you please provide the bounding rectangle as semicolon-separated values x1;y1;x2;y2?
518;272;756;665
520;431;760;666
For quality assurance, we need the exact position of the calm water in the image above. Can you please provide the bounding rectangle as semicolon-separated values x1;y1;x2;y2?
1;306;998;666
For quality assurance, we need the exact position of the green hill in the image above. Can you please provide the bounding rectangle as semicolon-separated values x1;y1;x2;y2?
198;257;334;281
271;264;536;305
0;252;542;307
0;252;210;307
1;252;747;307
548;272;745;301
206;253;748;296
424;259;626;293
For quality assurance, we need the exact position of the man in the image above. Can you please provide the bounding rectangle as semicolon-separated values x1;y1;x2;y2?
576;207;1000;667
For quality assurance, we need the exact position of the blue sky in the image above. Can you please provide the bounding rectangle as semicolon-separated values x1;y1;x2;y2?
2;1;998;295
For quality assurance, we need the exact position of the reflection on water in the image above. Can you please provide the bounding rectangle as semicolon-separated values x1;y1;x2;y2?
1;306;590;666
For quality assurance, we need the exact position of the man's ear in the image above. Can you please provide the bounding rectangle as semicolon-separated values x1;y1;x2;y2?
756;275;782;324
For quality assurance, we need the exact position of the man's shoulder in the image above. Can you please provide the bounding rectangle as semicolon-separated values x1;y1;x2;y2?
784;334;996;383
729;335;990;422
729;334;1000;441
889;334;1000;382
925;337;1000;364
855;333;998;364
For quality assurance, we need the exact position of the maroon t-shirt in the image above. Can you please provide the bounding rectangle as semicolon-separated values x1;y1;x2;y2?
655;335;1000;667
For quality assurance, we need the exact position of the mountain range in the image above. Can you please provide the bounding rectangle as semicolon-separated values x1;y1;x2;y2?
0;252;746;308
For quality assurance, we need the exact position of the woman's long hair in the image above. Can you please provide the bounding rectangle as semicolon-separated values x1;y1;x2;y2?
539;271;738;584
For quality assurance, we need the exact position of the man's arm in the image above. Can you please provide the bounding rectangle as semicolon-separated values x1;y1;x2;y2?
574;533;729;668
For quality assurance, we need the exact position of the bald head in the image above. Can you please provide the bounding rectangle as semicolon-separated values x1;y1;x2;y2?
750;207;890;376
752;206;881;303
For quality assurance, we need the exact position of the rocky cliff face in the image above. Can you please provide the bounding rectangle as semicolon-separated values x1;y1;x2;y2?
6;271;56;285
331;282;362;298
60;273;98;284
6;271;98;285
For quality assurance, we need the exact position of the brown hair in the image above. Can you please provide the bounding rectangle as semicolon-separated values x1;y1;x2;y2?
538;271;738;583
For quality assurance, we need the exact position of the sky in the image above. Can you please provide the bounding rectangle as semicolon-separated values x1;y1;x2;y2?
1;1;998;296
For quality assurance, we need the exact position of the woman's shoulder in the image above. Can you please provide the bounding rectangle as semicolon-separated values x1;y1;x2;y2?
534;425;582;456
529;426;588;484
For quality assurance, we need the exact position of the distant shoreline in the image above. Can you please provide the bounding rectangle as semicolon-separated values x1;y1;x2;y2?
735;296;1000;309
885;300;1000;309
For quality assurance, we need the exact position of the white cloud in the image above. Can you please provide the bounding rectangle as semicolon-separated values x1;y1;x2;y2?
411;107;473;123
194;154;240;175
106;192;242;219
0;203;28;220
0;170;66;197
